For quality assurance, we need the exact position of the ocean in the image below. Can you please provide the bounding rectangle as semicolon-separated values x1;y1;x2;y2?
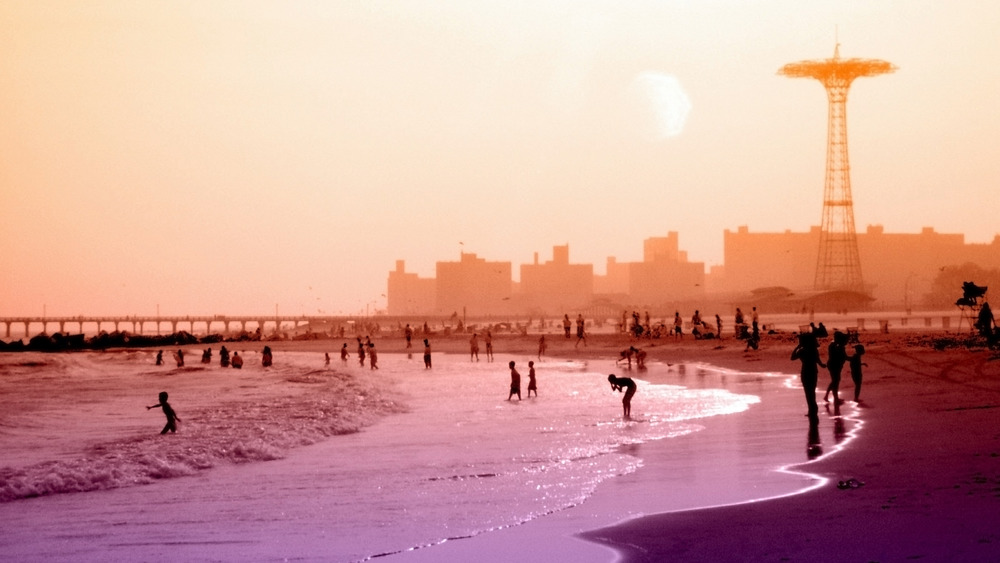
0;348;807;562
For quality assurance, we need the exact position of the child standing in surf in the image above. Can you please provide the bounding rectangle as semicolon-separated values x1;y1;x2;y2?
608;374;636;419
146;391;181;434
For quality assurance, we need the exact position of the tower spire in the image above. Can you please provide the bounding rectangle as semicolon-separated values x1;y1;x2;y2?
779;47;896;293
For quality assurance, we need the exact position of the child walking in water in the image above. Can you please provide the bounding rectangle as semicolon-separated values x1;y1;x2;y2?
146;391;180;434
507;361;521;401
527;361;537;397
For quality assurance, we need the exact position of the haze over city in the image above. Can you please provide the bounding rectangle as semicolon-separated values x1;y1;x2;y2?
2;1;998;317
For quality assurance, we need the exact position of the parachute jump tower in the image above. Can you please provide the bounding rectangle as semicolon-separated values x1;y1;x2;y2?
779;45;896;292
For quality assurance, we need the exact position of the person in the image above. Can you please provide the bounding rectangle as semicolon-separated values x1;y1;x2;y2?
751;306;760;331
575;314;587;348
155;350;163;366
673;312;683;339
368;342;379;369
634;347;647;368
485;330;494;362
357;337;366;367
791;332;826;423
173;349;185;367
608;374;636;419
325;352;331;366
824;331;849;404
146;391;180;434
469;333;480;362
340;343;349;363
616;347;633;368
261;346;273;368
201;348;211;364
423;339;432;369
404;324;413;349
715;314;723;340
849;343;867;403
508;361;521;401
527;361;537;397
231;351;244;369
735;307;745;326
219;346;230;367
976;302;995;339
563;314;572;339
537;334;546;359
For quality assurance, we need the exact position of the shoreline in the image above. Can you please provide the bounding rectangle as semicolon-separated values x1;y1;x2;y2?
3;330;998;561
378;339;860;562
578;335;1000;562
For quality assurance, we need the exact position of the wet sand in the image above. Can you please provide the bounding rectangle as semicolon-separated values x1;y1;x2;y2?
5;328;998;561
331;329;1000;561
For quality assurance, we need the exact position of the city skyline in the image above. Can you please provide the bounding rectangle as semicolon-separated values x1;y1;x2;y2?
2;2;998;317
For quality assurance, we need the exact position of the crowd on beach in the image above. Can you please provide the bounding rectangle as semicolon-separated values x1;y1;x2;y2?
144;302;999;439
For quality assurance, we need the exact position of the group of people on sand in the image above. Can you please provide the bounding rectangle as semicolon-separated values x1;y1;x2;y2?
791;329;867;424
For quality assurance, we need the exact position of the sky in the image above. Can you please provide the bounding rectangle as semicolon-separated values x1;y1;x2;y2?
2;1;998;318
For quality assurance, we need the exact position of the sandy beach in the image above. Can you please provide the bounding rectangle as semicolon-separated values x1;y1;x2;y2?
196;327;1000;560
2;326;999;562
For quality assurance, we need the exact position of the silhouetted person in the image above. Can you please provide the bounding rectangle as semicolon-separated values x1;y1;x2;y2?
470;333;480;361
368;342;378;369
634;347;647;368
849;343;868;403
219;346;230;367
340;343;349;363
261;346;273;368
537;335;546;359
527;361;537;397
977;302;995;339
715;314;723;339
146;391;180;434
575;314;587;347
174;349;184;367
673;311;683;339
201;348;211;364
357;337;366;367
508;361;521;401
792;332;826;423
608;374;636;419
814;322;828;338
485;330;494;361
617;347;633;368
405;324;413;348
155;350;163;366
325;352;331;366
231;351;243;369
824;331;848;404
563;314;571;338
423;339;432;369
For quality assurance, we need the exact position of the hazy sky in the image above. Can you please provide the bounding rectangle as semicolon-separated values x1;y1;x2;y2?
2;1;998;317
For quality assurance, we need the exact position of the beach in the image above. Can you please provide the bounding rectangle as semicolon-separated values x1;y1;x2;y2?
1;327;998;561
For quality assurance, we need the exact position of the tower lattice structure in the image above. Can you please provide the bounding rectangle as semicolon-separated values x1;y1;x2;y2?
779;45;895;292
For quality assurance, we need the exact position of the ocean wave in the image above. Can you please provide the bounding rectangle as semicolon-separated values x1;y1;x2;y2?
0;371;407;503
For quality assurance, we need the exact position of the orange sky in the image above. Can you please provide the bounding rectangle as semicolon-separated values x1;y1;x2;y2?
2;1;998;317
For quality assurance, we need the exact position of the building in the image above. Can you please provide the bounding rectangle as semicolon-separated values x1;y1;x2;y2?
719;225;1000;309
594;233;706;308
386;260;435;316
435;252;512;317
518;245;593;315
